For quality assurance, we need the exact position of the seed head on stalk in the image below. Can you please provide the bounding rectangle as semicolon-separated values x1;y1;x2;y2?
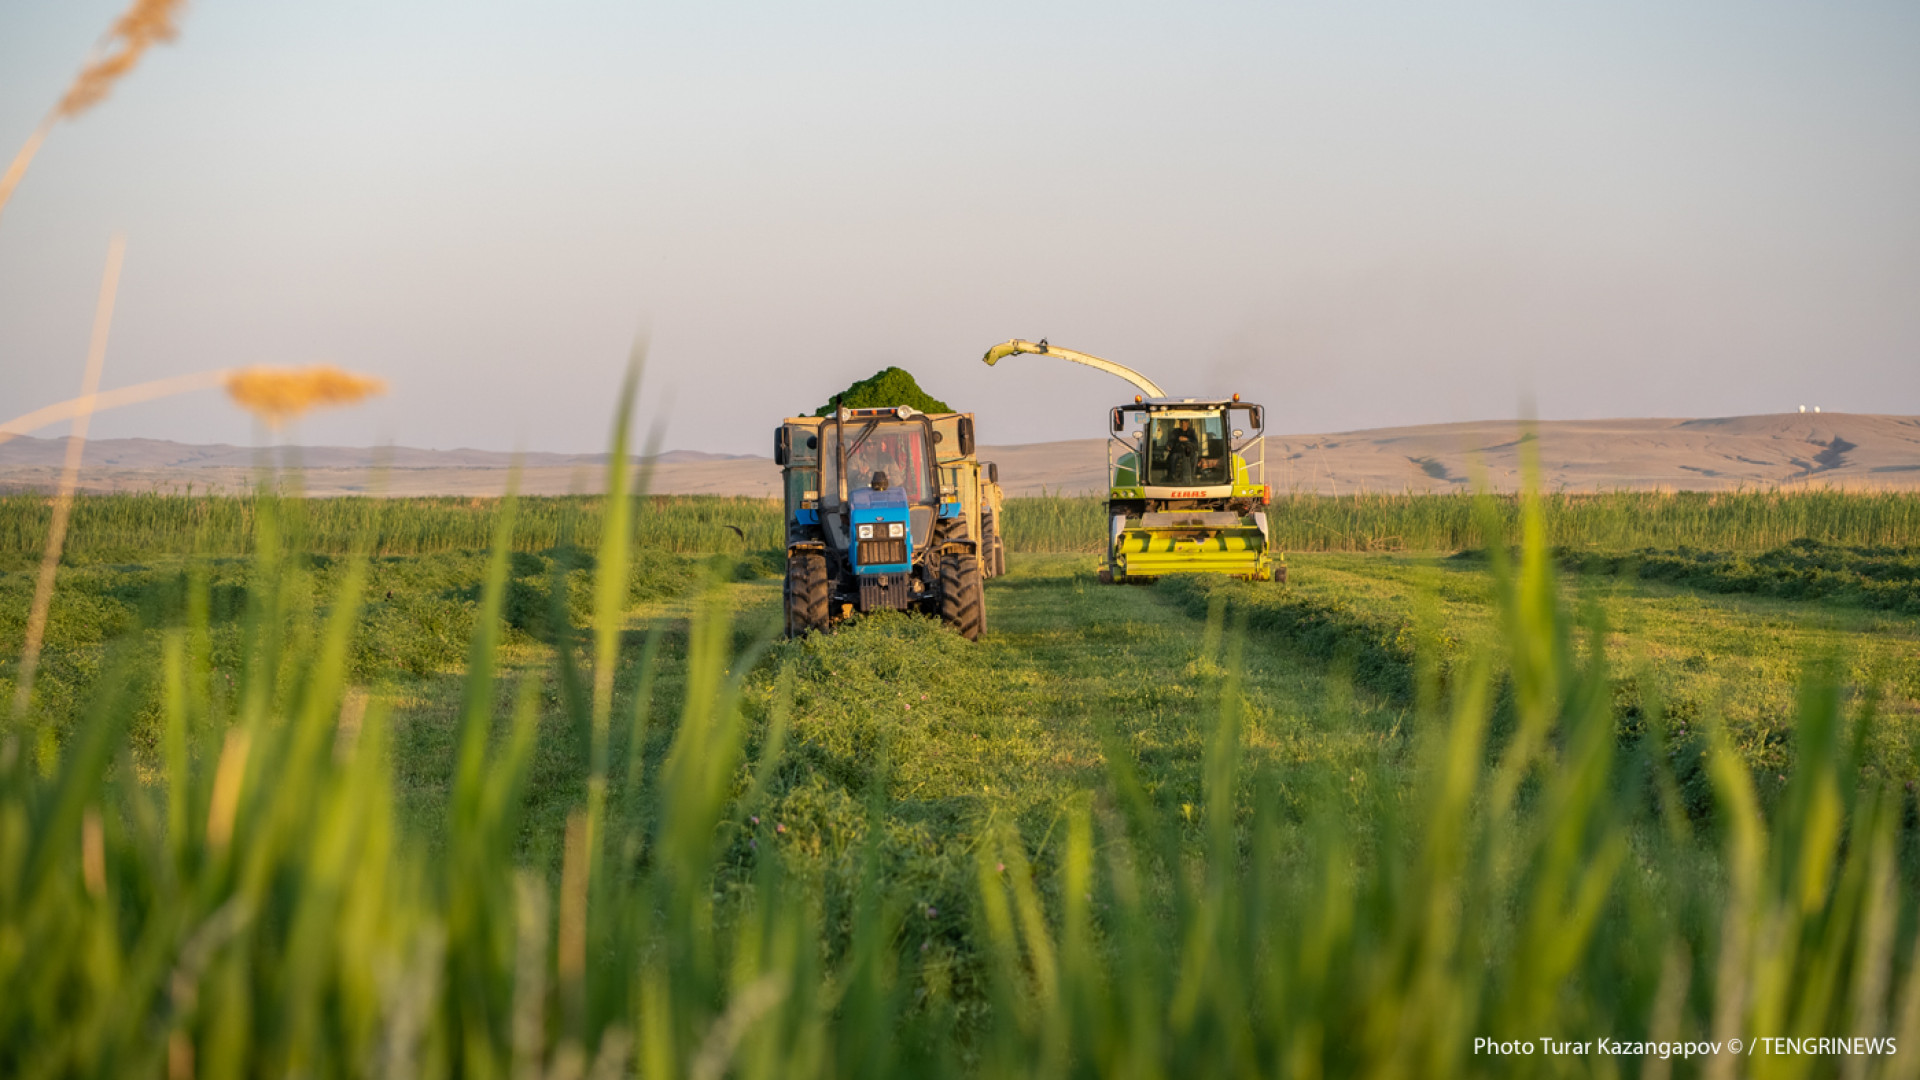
224;365;388;426
59;0;189;118
0;0;189;225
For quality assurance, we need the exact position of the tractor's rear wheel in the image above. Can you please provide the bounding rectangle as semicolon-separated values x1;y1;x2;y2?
938;553;985;641
785;551;830;636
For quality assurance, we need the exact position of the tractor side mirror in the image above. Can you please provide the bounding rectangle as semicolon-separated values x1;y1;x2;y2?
1249;405;1264;430
958;416;975;456
774;427;790;466
1111;408;1125;432
987;462;999;484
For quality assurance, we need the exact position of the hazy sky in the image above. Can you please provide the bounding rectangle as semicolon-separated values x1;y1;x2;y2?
3;1;1916;455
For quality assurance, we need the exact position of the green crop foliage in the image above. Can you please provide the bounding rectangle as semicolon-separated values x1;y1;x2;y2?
4;445;1919;1073
813;366;953;417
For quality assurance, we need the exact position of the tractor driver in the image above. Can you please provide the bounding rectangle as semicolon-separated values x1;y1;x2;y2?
883;434;922;496
850;430;921;499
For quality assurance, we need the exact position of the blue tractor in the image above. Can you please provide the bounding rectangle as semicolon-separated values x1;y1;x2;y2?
774;406;986;640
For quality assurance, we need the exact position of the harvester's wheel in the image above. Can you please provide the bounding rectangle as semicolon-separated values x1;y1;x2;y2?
785;551;830;636
939;553;985;641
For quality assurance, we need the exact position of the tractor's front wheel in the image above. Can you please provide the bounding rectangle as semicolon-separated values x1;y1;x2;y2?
785;551;830;636
938;553;985;641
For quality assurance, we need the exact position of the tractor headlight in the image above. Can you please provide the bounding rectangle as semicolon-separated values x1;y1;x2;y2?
887;521;904;539
857;523;874;539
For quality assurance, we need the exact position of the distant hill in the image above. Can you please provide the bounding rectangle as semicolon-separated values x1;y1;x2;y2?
0;439;748;470
0;437;766;497
1;414;1915;497
976;414;1920;496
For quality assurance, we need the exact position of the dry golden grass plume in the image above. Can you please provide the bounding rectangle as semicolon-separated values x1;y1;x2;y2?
0;0;188;225
58;0;189;117
224;365;388;426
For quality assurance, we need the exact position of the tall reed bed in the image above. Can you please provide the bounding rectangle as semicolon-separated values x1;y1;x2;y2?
0;493;784;565
4;445;1917;1074
1003;489;1920;553
5;489;1912;565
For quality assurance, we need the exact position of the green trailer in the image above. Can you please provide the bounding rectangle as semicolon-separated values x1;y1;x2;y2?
928;411;1007;578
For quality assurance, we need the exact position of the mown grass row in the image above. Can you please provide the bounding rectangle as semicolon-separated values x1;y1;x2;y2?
7;488;1916;566
1158;573;1442;706
0;544;745;762
1157;567;1887;826
1545;539;1920;616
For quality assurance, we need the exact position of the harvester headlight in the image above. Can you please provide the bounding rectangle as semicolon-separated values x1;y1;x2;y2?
887;521;905;538
857;524;874;539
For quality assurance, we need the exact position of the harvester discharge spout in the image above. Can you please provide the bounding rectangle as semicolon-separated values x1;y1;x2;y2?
981;339;1167;399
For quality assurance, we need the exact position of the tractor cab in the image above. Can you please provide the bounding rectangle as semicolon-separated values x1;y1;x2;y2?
817;408;940;564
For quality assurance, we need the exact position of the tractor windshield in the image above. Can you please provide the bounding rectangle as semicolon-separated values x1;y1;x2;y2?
821;420;934;505
1144;412;1230;486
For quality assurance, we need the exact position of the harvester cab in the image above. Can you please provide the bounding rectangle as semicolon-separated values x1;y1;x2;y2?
1105;396;1277;582
981;339;1282;584
775;406;987;639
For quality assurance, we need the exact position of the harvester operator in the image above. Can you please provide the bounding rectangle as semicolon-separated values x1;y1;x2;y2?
1169;419;1201;484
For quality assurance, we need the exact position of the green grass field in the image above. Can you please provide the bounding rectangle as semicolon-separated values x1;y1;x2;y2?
4;489;1919;1076
8;488;1917;565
